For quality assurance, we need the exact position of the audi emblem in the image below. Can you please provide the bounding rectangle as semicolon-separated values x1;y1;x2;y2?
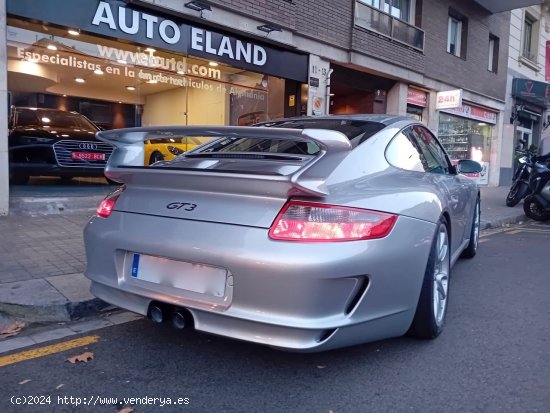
79;143;98;150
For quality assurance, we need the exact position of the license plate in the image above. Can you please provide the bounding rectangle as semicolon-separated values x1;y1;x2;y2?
71;152;105;161
130;253;227;297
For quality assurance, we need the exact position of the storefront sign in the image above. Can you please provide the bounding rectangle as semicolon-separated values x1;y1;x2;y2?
436;89;462;109
512;78;550;107
441;103;497;124
7;0;308;82
407;88;427;107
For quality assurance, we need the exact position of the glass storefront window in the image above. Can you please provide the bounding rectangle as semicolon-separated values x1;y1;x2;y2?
6;18;292;183
438;113;493;184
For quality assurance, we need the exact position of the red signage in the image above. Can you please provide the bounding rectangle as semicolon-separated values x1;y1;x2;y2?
407;88;427;107
546;41;550;82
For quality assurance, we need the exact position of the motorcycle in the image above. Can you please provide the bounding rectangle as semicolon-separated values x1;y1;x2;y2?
506;149;534;207
523;155;550;221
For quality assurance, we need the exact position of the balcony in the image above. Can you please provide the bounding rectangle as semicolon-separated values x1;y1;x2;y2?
354;1;424;51
471;0;544;13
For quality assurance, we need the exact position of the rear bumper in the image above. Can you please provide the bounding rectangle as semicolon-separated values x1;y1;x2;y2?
84;212;435;351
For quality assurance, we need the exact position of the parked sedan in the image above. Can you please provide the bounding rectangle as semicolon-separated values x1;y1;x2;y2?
84;115;482;352
8;107;113;184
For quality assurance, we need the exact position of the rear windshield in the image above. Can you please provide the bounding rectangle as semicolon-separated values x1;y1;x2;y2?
192;119;384;156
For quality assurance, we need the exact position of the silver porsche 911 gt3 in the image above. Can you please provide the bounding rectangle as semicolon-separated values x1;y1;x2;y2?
84;115;482;352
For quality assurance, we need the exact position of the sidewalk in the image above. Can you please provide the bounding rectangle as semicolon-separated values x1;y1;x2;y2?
0;186;526;325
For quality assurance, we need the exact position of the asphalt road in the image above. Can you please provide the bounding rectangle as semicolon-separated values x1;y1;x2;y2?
0;223;549;413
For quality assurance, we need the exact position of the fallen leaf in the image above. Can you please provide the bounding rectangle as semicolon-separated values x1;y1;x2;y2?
19;379;31;385
0;321;25;337
56;384;65;390
66;351;94;363
118;407;134;413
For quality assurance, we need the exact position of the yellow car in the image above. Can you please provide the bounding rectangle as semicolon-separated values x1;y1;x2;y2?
144;136;212;165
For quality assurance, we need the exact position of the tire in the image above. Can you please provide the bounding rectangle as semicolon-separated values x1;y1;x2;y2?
505;181;529;207
523;195;550;222
149;151;164;165
461;197;480;259
408;217;451;339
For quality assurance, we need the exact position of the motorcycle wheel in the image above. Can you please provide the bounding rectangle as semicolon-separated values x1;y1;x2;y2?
523;196;550;221
506;181;529;207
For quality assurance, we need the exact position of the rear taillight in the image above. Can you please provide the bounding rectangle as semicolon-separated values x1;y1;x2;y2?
268;201;397;242
96;186;125;218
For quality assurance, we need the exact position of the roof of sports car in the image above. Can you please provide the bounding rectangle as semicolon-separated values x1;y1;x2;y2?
259;114;414;127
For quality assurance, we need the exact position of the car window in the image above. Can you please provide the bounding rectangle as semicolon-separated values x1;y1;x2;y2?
199;137;318;155
16;109;40;127
407;125;451;174
385;131;425;172
37;110;98;131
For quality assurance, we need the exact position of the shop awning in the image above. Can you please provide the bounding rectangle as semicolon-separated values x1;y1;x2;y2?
472;0;543;13
512;78;550;108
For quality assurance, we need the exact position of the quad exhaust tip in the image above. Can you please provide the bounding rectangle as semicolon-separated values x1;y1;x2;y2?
149;305;164;323
172;311;186;329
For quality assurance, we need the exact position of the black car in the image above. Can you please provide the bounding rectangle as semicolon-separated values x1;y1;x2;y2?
8;107;114;184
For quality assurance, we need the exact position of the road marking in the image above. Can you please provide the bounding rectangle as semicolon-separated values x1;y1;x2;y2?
0;335;99;368
479;238;489;243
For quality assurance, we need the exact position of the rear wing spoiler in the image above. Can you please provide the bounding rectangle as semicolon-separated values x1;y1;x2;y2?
96;126;352;196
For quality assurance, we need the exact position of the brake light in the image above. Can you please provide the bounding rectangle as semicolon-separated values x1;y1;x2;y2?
269;201;397;242
96;186;125;218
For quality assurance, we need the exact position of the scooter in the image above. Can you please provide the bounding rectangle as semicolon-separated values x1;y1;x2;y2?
506;149;534;207
523;155;550;221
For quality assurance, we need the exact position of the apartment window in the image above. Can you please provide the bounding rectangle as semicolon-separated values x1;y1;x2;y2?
360;0;414;23
447;12;467;58
488;35;499;73
522;14;536;61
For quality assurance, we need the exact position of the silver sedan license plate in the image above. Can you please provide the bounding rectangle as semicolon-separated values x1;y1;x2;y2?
130;253;227;297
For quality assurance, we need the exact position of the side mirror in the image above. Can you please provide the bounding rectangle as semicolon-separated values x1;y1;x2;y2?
456;159;482;174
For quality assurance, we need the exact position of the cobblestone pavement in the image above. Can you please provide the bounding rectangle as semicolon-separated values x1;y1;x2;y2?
0;213;92;283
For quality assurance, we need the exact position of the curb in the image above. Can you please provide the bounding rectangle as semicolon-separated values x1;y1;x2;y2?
0;298;110;323
480;213;527;230
8;196;103;216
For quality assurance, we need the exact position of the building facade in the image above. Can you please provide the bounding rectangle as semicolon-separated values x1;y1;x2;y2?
0;0;544;214
502;2;550;185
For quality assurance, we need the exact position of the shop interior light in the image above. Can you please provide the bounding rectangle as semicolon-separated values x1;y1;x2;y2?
117;59;127;64
208;61;219;67
177;70;185;75
126;86;136;91
67;29;80;36
47;44;57;51
185;1;211;12
145;48;156;53
75;78;85;83
147;80;158;84
94;68;104;75
257;23;282;34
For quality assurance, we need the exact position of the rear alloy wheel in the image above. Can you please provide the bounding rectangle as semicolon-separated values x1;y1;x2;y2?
523;196;550;222
408;218;450;339
149;151;164;165
461;197;480;258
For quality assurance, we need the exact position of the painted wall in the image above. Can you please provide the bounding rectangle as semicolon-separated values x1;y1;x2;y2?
141;86;227;127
